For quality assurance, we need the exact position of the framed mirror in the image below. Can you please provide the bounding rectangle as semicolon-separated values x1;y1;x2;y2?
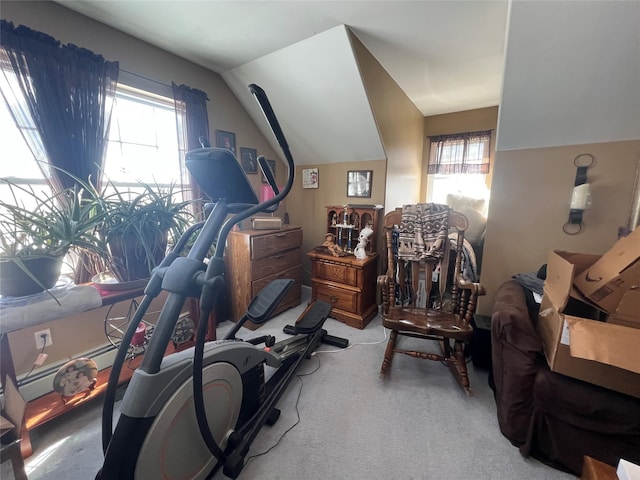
347;170;372;198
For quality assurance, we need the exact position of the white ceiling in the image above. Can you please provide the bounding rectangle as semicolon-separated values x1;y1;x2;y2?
55;0;509;165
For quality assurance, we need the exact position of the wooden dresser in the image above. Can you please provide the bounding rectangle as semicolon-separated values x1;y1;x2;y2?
307;251;379;329
225;225;302;329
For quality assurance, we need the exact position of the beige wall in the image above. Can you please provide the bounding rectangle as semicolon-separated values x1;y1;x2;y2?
351;33;424;214
287;160;387;282
479;140;640;315
425;107;499;136
350;32;424;265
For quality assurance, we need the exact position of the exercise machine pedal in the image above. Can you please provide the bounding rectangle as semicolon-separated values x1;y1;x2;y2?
246;278;295;324
226;279;294;341
283;301;349;349
291;300;332;334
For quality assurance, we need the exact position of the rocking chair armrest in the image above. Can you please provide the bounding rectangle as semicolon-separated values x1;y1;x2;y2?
455;273;486;324
455;273;486;297
378;263;395;286
377;271;391;288
377;272;391;314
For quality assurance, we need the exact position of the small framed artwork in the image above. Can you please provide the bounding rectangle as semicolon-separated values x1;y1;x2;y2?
347;170;372;198
261;159;276;183
240;147;258;174
215;130;236;155
302;168;319;189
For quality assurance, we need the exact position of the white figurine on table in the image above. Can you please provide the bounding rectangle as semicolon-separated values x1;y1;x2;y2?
354;225;373;259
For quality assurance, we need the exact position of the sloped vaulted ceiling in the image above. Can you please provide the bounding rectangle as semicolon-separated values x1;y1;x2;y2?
222;25;385;166
498;1;640;151
53;1;510;167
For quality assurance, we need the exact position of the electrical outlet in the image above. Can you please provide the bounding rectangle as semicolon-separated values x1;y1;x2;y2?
34;329;53;349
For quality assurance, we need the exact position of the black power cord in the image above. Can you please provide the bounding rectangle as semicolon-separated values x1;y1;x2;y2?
18;332;48;387
246;354;322;464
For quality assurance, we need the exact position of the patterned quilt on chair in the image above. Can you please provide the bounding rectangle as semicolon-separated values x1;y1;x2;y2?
397;203;449;261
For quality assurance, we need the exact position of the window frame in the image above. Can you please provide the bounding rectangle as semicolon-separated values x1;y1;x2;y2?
1;79;188;275
103;84;185;194
425;130;493;207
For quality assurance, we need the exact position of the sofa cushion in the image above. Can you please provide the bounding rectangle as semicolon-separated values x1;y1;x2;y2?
492;281;542;354
491;280;545;446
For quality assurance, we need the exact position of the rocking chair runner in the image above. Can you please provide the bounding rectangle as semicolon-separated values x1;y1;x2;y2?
377;205;486;395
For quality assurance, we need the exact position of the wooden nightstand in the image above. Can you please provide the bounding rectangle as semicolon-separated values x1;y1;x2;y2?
307;251;379;329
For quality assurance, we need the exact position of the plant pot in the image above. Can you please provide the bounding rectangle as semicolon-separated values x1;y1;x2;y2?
108;231;167;282
0;255;63;297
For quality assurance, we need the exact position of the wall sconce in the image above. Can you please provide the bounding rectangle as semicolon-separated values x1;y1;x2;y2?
563;153;595;235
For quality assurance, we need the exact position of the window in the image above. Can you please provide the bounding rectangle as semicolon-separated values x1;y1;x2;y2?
104;86;184;193
1;84;185;200
426;131;492;207
1;82;185;275
0;94;50;207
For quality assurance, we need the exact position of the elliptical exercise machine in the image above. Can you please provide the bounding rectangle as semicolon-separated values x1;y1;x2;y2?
97;84;347;479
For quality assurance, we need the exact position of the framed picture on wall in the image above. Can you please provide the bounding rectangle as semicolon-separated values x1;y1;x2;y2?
215;130;236;155
347;170;372;198
261;159;276;183
240;147;258;174
302;168;319;189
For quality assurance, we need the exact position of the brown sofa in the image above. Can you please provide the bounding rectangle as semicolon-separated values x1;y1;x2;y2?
490;280;640;476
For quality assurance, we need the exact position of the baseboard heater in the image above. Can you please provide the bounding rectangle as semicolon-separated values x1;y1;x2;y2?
14;343;119;403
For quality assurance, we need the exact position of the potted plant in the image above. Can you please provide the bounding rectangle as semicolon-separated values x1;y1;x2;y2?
97;180;193;282
0;179;107;298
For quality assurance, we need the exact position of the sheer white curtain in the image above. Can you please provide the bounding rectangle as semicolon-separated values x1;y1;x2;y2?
428;131;491;175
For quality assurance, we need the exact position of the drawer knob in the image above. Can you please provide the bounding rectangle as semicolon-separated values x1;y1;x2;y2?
330;295;338;304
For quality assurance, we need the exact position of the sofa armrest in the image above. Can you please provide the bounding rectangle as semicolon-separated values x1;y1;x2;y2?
491;280;545;446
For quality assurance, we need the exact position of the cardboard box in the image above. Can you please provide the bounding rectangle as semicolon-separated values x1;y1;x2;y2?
617;458;640;480
574;227;640;313
608;286;640;328
537;250;640;398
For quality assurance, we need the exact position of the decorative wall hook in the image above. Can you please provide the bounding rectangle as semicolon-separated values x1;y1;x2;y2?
563;153;595;235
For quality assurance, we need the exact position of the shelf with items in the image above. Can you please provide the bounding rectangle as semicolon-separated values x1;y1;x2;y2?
326;204;382;254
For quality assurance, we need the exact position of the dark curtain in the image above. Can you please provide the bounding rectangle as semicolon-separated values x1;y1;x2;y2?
428;130;492;175
172;82;210;209
0;20;119;192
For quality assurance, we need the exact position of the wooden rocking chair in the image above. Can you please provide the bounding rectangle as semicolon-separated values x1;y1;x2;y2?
377;205;486;395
